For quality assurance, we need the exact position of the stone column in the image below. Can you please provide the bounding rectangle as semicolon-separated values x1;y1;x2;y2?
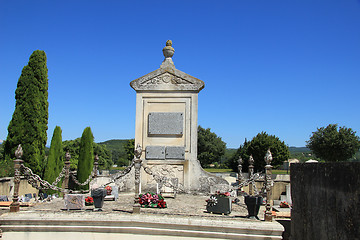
63;151;71;196
93;154;99;178
237;157;244;183
248;155;254;196
10;145;23;213
264;149;273;222
133;144;142;214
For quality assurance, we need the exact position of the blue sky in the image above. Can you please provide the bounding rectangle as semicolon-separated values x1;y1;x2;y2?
1;0;359;148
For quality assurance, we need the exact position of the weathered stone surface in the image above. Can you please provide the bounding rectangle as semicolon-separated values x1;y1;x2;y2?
130;68;204;92
132;41;227;193
166;146;185;159
145;146;165;160
291;162;360;240
148;112;183;136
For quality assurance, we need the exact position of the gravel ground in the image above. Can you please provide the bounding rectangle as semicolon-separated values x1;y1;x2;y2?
1;193;266;220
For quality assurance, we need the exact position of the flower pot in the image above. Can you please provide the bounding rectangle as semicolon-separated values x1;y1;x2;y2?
244;196;263;220
206;195;231;215
91;188;106;209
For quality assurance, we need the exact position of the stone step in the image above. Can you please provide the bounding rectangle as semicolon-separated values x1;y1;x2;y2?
0;213;284;240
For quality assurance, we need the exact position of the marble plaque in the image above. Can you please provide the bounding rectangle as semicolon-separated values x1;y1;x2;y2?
166;146;185;159
64;194;84;210
148;112;183;136
146;146;165;159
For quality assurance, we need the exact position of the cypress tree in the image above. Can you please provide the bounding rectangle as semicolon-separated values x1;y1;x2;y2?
4;50;49;175
77;127;94;190
44;126;63;193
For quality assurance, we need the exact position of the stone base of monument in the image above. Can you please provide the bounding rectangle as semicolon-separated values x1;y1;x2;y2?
0;212;284;240
104;195;115;201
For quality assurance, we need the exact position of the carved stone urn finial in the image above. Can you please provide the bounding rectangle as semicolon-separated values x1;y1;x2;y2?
15;144;23;159
163;40;175;59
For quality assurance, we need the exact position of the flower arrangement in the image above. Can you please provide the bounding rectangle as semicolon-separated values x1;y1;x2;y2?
215;191;231;197
105;185;112;195
139;192;167;208
85;196;94;206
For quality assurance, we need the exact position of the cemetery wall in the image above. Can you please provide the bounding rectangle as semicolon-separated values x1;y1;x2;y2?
291;162;360;240
0;177;38;199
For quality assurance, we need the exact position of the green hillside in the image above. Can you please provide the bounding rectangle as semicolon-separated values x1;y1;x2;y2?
98;139;130;166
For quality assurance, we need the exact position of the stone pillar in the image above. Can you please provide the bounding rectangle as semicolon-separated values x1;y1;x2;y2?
237;157;244;183
10;145;23;213
264;149;273;222
248;155;254;196
63;151;71;196
93;154;99;178
133;144;143;214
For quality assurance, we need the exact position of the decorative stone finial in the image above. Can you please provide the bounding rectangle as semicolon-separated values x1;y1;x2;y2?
163;40;175;58
65;151;71;161
15;144;23;159
248;155;254;165
265;149;273;165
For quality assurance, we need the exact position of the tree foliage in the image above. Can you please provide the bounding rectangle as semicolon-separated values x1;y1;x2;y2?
4;50;49;175
197;126;226;167
306;124;360;162
124;139;135;163
228;132;290;172
76;127;94;190
43;126;63;194
99;139;128;166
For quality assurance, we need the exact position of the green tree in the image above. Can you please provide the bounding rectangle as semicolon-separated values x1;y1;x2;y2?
124;139;135;163
63;138;81;170
197;126;226;167
4;50;49;175
43;126;63;193
93;144;113;169
63;138;112;170
76;127;94;190
228;132;289;172
306;124;360;162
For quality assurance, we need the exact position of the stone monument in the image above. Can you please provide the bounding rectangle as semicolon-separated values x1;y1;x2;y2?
130;40;227;193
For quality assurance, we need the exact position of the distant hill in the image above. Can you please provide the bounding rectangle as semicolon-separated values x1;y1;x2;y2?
98;139;129;151
98;139;131;166
289;147;311;154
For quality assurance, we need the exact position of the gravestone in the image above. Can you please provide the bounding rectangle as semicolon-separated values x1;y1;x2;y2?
130;40;228;193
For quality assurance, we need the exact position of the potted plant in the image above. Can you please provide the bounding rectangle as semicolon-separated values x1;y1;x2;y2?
85;196;94;206
139;192;167;208
206;191;231;215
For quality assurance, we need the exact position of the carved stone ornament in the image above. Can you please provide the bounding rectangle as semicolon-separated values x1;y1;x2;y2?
15;144;23;159
130;40;204;92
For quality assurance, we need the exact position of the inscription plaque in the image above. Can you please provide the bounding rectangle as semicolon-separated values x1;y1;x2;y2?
148;112;183;136
166;146;185;160
146;146;165;160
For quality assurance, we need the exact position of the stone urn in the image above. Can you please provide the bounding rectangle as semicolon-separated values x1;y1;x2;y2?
244;195;263;220
162;40;175;58
91;188;106;210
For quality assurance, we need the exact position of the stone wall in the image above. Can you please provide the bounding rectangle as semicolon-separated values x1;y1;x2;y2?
0;177;39;199
291;162;360;240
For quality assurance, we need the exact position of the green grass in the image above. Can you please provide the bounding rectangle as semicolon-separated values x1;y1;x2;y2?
110;166;126;170
272;169;290;175
204;168;233;173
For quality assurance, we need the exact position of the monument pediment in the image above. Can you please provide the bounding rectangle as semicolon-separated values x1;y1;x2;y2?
130;40;204;92
130;68;204;92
